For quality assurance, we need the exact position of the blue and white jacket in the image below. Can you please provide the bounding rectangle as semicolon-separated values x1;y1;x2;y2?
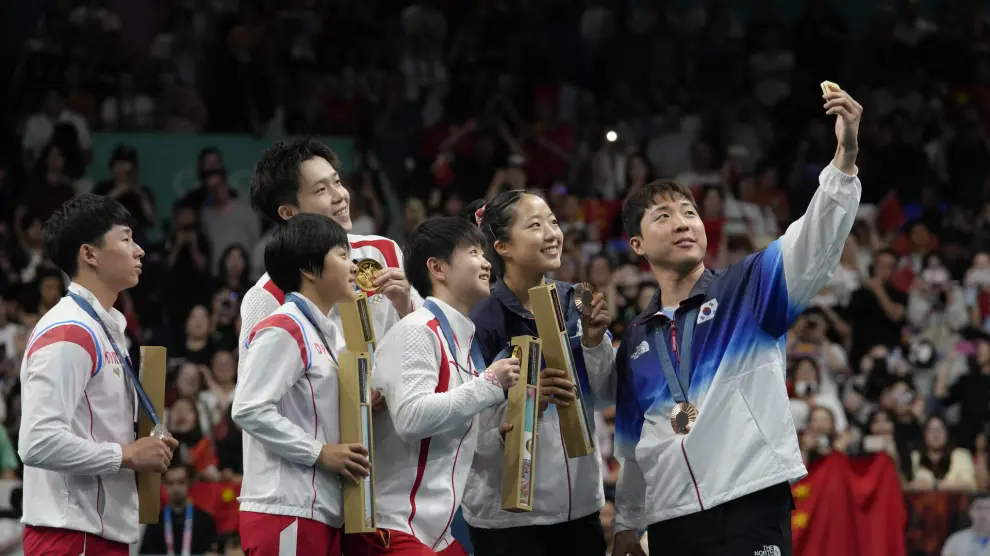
612;163;861;531
461;279;616;528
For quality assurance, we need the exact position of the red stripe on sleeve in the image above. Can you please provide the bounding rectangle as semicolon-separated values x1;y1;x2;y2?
426;320;451;393
262;279;286;304
27;323;98;375
350;238;400;269
248;313;308;368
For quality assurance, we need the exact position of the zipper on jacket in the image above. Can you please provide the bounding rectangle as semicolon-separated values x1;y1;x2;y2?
434;423;473;549
559;425;573;521
680;439;704;510
672;311;703;509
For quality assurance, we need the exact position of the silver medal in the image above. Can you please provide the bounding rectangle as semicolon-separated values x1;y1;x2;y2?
151;423;171;439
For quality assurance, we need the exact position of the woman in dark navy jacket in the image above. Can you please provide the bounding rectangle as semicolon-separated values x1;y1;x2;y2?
461;190;617;556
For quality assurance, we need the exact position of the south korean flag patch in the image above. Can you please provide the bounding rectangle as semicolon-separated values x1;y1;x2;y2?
697;298;718;324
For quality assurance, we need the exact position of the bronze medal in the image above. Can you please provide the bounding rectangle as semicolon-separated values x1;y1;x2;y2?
669;402;698;435
574;282;597;317
355;258;384;292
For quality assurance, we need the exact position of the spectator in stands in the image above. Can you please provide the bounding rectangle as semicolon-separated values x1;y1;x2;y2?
23;270;65;318
200;169;261;274
215;244;251;298
14;143;77;240
908;253;969;348
99;73;156;131
209;288;240;352
171;361;214;433
813;235;861;308
788;309;850;396
790;356;849;436
909;415;978;490
858;409;905;475
941;493;990;556
847;248;908;365
166;202;213;328
200;350;237;428
964;251;990;330
169;397;220;481
8;213;48;287
800;405;847;466
92;145;156;241
140;464;220;555
171;305;217;367
20;90;92;170
933;337;990;451
179;148;235;210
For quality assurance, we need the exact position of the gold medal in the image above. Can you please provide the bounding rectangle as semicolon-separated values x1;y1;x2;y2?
511;345;522;360
574;282;597;317
355;258;383;292
669;402;698;435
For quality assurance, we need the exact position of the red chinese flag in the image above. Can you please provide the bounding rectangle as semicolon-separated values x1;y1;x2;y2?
848;454;907;556
188;481;242;534
791;454;859;556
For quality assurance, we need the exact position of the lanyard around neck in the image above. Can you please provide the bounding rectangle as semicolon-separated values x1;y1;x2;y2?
287;293;338;366
163;502;194;556
649;306;698;404
67;291;161;426
423;298;485;375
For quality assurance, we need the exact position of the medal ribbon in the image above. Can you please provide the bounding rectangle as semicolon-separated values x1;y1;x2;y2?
423;299;485;376
650;307;698;404
163;502;194;556
68;292;161;426
287;294;338;366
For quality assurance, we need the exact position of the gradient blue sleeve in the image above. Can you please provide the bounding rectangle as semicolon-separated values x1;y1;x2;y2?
747;163;861;337
612;338;643;459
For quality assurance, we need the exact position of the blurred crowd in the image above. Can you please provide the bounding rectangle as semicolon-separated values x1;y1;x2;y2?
4;0;990;554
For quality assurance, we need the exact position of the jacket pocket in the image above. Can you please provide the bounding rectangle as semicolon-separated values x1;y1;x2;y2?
682;380;783;502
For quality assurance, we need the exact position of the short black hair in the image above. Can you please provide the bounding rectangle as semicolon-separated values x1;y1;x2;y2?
197;147;222;172
264;213;350;294
43;194;133;278
621;179;698;238
251;138;341;223
164;462;195;482
466;190;528;278
404;217;486;297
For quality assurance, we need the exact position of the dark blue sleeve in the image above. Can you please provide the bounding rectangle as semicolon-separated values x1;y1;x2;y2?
470;302;505;366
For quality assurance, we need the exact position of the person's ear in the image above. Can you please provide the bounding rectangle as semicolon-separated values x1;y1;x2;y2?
629;236;645;257
276;204;299;221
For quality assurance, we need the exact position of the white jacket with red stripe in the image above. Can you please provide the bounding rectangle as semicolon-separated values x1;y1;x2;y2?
238;234;422;361
232;293;347;527
370;298;505;552
18;283;139;544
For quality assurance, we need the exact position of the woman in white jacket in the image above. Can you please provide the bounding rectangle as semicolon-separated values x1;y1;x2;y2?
464;192;616;556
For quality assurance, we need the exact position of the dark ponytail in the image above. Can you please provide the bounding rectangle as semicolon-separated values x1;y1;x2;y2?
466;190;528;278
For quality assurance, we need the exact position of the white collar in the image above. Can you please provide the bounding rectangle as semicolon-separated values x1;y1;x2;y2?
68;282;127;333
286;292;337;338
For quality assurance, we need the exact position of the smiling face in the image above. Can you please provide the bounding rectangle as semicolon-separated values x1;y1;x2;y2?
630;194;707;274
435;243;492;307
495;194;564;276
291;156;351;231
305;245;358;306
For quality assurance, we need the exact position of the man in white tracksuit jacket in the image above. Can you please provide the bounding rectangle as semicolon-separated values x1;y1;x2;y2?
238;138;421;412
609;87;864;556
